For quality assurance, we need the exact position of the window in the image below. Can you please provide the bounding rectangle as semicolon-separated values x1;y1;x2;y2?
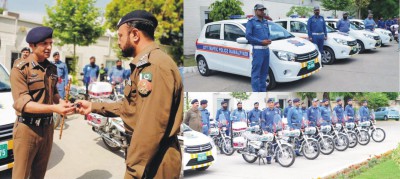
106;60;117;70
275;21;288;30
290;21;307;33
204;11;212;24
205;24;221;39
11;52;21;68
224;24;245;42
328;22;336;29
376;108;381;112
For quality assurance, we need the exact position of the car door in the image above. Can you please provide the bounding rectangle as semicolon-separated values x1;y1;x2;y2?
197;23;225;71
375;108;382;119
220;23;251;76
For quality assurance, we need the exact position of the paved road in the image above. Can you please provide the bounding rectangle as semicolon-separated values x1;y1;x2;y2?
184;120;400;179
184;43;400;92
1;114;126;179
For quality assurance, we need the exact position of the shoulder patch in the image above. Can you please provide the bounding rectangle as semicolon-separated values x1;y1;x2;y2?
137;53;150;67
14;60;29;70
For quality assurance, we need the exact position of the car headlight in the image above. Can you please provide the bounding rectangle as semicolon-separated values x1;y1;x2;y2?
333;38;348;45
273;50;297;61
363;33;374;39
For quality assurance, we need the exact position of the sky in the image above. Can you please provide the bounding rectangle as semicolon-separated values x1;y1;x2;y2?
3;0;110;23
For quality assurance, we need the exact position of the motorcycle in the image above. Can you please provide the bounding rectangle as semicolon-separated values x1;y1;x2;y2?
335;119;358;148
360;120;386;143
346;120;370;146
209;120;235;156
284;120;320;160
307;120;335;155
325;121;350;151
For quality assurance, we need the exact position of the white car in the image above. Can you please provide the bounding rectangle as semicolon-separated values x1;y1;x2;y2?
0;63;16;172
195;19;322;90
325;19;381;52
274;18;359;64
180;124;217;171
350;19;393;44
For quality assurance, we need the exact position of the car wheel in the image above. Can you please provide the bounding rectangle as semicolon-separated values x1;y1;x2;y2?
356;40;365;53
384;115;388;121
267;68;277;90
197;56;210;76
322;47;335;64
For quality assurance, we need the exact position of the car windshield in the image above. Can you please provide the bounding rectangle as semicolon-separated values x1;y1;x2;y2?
326;24;337;33
0;65;11;92
242;21;295;41
350;22;363;30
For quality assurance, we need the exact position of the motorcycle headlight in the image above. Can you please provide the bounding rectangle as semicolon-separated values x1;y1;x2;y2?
273;50;297;61
363;33;374;39
333;38;348;45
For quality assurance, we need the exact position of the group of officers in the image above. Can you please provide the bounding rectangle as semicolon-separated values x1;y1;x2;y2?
184;97;372;136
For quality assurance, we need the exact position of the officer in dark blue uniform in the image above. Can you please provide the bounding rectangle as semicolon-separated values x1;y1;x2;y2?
377;17;385;28
284;99;292;118
334;98;345;123
307;98;320;127
287;98;302;130
301;102;307;115
359;100;370;122
248;102;262;126
83;56;100;96
345;99;355;122
261;98;280;164
336;12;351;33
216;101;231;135
109;59;125;94
52;52;69;98
307;6;327;61
245;4;272;92
364;13;376;32
199;100;210;135
385;18;393;31
274;102;283;117
320;99;331;125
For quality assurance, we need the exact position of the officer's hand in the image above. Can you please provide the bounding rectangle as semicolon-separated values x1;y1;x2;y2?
75;100;92;115
53;103;75;115
309;37;313;41
262;40;272;45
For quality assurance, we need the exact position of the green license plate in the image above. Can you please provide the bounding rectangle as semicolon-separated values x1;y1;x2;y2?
197;152;207;162
307;60;315;70
0;143;7;160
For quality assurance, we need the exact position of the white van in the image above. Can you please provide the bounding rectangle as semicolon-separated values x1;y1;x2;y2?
0;63;15;171
274;18;359;64
349;19;393;44
195;19;322;90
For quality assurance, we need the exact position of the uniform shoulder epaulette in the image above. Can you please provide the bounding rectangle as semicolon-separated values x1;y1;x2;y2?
13;60;29;70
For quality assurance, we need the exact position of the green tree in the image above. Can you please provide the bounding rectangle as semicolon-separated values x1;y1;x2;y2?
230;92;250;102
209;0;244;21
44;0;104;82
104;0;183;62
297;92;316;106
321;0;351;17
383;92;399;100
351;0;371;18
0;8;3;14
361;93;389;110
286;6;313;17
367;0;399;20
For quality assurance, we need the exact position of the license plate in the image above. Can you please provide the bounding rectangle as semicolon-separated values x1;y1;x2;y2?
307;60;315;70
197;152;207;162
376;40;381;44
0;143;7;159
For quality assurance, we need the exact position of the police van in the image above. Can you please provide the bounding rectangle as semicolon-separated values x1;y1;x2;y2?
325;19;382;53
0;63;15;172
195;17;322;90
274;18;359;64
349;19;393;44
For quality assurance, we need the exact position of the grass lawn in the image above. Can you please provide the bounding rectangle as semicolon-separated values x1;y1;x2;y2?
353;159;400;179
184;55;196;67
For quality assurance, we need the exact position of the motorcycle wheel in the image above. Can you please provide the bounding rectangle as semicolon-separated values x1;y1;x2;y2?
347;131;358;148
357;130;371;145
102;136;121;152
53;113;61;129
301;139;320;160
222;137;235;156
371;128;386;142
276;144;295;167
242;154;258;163
319;136;335;155
334;133;349;151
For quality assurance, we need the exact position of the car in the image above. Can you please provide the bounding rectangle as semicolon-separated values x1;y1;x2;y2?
274;18;359;64
195;18;322;90
374;107;399;121
0;63;16;172
325;19;382;53
349;19;393;44
180;123;217;171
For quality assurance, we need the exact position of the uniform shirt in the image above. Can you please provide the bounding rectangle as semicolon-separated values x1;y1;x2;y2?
364;18;376;31
245;17;270;46
307;15;328;37
216;108;231;124
83;64;99;84
261;107;280;130
377;20;385;28
301;108;307;115
345;104;355;122
231;108;246;122
385;20;393;30
307;106;320;126
199;107;210;128
10;58;58;117
284;104;292;118
334;105;345;122
91;42;183;178
109;66;125;84
287;106;303;129
276;107;283;117
53;61;69;86
184;108;202;132
359;106;370;122
337;18;351;33
248;108;262;125
320;106;331;125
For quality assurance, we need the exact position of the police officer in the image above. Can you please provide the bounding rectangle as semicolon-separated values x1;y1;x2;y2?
345;99;355;122
377;17;385;29
284;99;292;118
20;47;30;60
337;12;351;33
10;26;75;179
83;56;99;96
99;63;108;82
76;10;183;178
301;102;307;115
245;4;272;92
307;98;321;127
307;6;327;61
109;59;125;94
261;98;280;164
320;99;332;125
231;102;247;122
248;102;262;126
364;13;376;32
274;102;282;117
184;99;202;132
199;100;210;135
287;98;302;130
359;100;371;122
52;52;69;99
385;17;393;31
334;98;345;123
216;101;231;135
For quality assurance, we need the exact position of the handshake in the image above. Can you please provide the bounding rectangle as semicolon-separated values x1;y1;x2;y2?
53;99;93;116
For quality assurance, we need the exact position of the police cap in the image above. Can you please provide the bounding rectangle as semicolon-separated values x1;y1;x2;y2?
26;26;53;44
117;10;158;29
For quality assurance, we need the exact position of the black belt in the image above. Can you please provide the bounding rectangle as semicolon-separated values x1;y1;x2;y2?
18;116;53;126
